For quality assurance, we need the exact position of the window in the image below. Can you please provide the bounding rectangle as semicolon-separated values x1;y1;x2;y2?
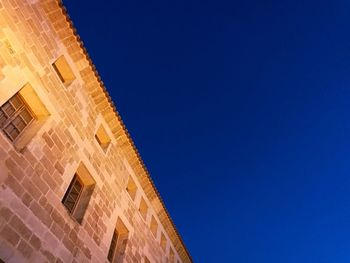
126;177;137;201
52;55;76;85
150;216;158;238
169;248;175;263
108;218;129;262
0;92;34;142
62;163;95;223
0;84;49;149
62;174;83;214
108;230;119;262
138;197;148;220
95;124;111;152
160;233;167;251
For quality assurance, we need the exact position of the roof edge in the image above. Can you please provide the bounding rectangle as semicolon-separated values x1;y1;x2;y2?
57;1;193;262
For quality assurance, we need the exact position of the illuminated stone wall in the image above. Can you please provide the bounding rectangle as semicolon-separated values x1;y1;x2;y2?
0;1;191;262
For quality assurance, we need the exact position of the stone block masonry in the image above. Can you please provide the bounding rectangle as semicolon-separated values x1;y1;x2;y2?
0;0;192;262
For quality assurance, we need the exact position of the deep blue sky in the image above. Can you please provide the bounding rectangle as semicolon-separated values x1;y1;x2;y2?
64;1;350;262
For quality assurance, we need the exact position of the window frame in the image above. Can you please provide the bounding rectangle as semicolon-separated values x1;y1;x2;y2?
52;55;76;86
0;92;35;143
150;215;159;239
107;218;129;263
138;197;149;222
62;174;84;215
107;229;119;262
94;124;112;153
0;83;51;151
126;176;137;201
61;162;96;224
160;232;167;252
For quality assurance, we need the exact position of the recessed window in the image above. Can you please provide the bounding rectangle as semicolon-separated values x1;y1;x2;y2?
62;163;95;223
108;230;118;262
126;177;137;201
160;233;167;251
52;55;76;85
150;216;158;238
0;93;34;142
138;197;148;220
62;174;83;214
108;218;129;262
169;248;175;263
0;83;49;149
95;124;111;152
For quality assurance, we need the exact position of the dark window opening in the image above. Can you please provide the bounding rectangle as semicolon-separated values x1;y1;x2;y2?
62;174;83;214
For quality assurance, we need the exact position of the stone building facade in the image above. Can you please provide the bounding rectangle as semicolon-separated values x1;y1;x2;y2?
0;1;192;262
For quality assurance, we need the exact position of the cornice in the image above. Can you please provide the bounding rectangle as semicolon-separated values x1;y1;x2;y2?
53;1;192;262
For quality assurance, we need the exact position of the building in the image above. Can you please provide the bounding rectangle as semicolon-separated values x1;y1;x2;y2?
0;1;192;262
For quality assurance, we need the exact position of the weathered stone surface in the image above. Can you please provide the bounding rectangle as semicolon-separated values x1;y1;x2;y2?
0;1;191;263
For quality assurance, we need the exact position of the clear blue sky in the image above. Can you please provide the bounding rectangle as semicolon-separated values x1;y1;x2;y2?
64;1;350;262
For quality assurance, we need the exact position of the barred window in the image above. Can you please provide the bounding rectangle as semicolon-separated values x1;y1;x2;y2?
62;163;96;223
0;93;34;142
62;174;83;214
